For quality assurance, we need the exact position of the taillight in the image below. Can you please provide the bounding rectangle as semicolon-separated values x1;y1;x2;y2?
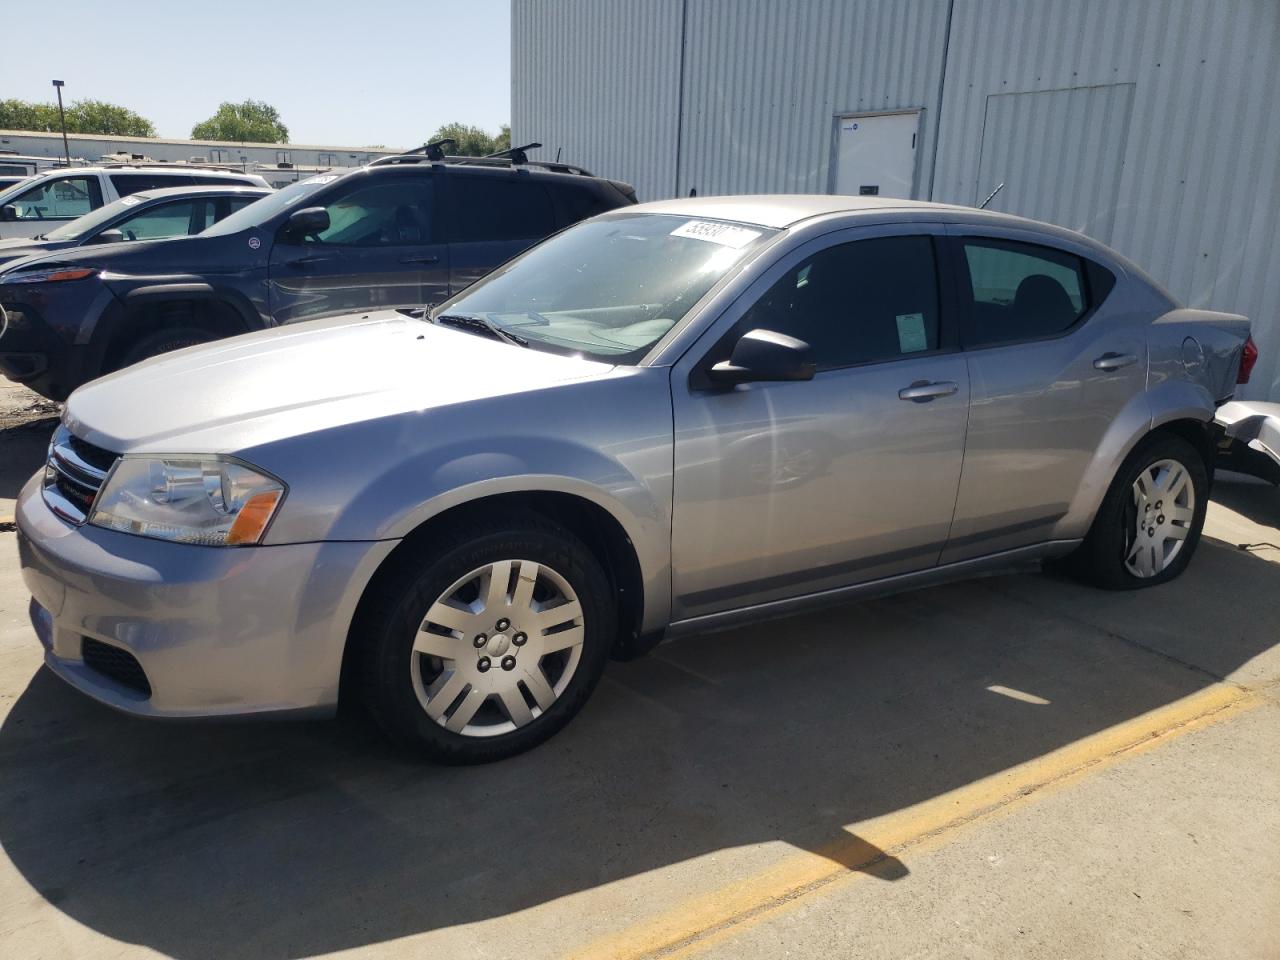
1238;335;1258;384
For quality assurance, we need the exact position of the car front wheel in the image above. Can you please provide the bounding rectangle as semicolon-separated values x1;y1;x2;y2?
355;513;615;763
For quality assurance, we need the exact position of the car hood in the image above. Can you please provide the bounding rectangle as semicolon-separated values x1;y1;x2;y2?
65;310;617;454
0;237;54;265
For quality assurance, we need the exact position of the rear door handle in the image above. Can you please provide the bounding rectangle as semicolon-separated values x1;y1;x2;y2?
400;255;440;264
1094;352;1139;371
898;380;959;402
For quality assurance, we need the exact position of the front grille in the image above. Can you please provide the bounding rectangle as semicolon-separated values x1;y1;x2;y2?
42;425;118;524
81;638;152;698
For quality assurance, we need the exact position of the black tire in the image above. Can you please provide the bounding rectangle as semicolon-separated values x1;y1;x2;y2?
354;511;615;763
117;326;217;369
1063;432;1209;590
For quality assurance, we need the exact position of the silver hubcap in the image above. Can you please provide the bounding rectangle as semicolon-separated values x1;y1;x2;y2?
412;559;584;737
1125;458;1195;578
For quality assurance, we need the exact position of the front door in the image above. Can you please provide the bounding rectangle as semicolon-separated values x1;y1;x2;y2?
670;227;969;621
268;171;450;324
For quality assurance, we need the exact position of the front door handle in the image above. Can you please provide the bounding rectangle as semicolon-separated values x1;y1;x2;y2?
1094;352;1139;371
400;254;440;265
286;255;330;267
898;380;959;402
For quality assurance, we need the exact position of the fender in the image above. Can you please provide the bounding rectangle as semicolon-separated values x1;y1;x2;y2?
120;283;266;332
1057;378;1214;539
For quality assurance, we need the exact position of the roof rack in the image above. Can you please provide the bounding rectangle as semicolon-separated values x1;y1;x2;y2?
367;138;593;177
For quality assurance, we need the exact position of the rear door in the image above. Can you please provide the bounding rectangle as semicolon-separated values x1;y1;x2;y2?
267;170;449;323
445;171;557;292
669;224;969;620
939;229;1144;562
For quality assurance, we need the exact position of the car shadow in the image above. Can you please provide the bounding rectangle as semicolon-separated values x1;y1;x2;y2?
0;416;56;502
0;537;1276;958
1210;471;1280;533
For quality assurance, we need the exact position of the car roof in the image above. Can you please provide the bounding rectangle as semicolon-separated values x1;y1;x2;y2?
630;193;1032;229
20;166;259;181
126;185;272;202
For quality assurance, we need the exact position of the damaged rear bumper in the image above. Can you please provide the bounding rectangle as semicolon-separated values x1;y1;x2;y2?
1214;401;1280;484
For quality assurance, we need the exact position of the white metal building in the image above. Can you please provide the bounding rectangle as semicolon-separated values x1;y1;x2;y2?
512;0;1280;399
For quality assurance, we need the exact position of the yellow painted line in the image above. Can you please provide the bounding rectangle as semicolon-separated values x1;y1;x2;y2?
565;682;1263;960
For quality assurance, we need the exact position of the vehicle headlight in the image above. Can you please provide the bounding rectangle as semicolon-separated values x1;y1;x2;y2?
0;266;97;285
89;457;285;546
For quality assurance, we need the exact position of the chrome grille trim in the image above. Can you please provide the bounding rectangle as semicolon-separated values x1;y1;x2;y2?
42;426;118;525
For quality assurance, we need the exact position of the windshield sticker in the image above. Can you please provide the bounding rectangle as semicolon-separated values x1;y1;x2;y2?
895;313;929;353
670;220;761;249
119;196;142;206
302;174;338;185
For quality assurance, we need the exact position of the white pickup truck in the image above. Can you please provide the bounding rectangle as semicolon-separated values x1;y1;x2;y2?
0;166;268;239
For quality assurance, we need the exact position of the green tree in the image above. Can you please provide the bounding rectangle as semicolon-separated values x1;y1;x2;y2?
494;123;511;152
429;122;499;156
65;100;156;137
0;98;156;137
191;100;289;143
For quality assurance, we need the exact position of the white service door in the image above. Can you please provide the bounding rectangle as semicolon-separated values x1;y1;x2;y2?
834;112;920;199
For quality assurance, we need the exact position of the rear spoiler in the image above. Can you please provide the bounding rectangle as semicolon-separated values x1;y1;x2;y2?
1214;400;1280;484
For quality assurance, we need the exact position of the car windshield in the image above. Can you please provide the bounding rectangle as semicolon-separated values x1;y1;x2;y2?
200;175;334;237
42;193;155;241
434;212;777;364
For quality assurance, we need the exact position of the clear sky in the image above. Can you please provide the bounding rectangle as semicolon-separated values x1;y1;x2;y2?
0;0;511;148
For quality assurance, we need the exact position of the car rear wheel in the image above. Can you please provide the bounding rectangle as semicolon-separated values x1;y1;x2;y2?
118;326;216;369
355;513;615;763
1065;433;1208;590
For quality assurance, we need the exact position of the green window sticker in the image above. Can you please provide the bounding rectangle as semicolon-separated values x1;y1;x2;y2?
895;312;928;353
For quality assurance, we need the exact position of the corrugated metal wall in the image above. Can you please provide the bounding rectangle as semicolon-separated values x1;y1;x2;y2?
676;0;949;197
512;0;1280;398
511;0;684;202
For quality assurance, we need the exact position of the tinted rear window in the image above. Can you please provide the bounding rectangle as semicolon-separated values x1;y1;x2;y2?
450;176;555;242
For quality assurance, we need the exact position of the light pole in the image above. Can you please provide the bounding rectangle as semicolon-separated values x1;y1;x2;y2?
52;80;70;167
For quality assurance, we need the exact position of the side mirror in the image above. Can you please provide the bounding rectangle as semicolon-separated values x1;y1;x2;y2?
0;205;16;222
707;329;816;386
282;206;329;239
93;228;125;244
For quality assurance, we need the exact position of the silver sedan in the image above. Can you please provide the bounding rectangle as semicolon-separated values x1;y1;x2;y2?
16;194;1256;762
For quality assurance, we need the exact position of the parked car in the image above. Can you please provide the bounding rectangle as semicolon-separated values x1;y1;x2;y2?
0;175;31;192
16;195;1259;763
0;165;269;240
0;185;270;266
0;153;635;400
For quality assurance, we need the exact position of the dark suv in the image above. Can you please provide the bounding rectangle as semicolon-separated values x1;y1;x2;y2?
0;150;635;400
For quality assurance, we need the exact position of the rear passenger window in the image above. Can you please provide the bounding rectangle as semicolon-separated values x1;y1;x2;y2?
451;177;555;242
547;182;613;226
110;174;194;195
960;238;1089;346
737;235;940;370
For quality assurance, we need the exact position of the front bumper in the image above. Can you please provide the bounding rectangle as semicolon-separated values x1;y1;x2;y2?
15;472;398;719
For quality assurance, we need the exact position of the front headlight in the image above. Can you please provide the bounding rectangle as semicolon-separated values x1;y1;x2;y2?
89;457;285;546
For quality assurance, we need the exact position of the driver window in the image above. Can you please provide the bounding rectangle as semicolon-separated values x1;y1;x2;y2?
115;200;201;240
9;176;103;220
308;179;434;247
737;235;940;370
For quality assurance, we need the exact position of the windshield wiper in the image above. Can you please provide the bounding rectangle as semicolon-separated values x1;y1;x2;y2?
434;313;529;348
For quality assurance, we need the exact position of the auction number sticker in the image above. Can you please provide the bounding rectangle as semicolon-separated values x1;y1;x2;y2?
119;196;142;206
302;174;338;185
670;220;761;248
